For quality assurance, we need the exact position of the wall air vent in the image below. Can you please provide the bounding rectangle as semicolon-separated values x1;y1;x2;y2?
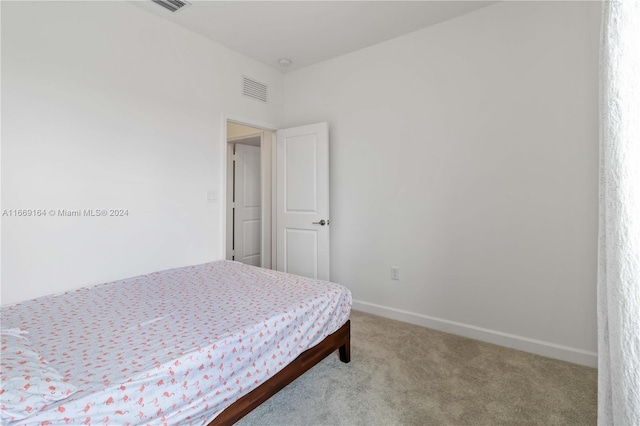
242;76;268;103
151;0;191;13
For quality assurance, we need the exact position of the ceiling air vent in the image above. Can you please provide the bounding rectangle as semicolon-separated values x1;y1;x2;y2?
242;76;268;103
151;0;190;13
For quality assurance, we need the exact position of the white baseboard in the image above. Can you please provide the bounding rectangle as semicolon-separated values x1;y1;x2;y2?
352;300;597;368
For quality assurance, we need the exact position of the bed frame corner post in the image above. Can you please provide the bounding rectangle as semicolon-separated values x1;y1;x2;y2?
339;319;351;363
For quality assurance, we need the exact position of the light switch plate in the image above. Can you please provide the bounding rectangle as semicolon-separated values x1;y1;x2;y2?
391;267;400;280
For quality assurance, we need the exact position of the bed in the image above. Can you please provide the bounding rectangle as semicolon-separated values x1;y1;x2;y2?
0;261;352;425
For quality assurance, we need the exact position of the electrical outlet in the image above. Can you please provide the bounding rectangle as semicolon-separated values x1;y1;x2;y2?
391;267;400;280
207;190;217;204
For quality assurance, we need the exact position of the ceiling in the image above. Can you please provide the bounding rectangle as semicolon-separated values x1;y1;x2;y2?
133;1;496;72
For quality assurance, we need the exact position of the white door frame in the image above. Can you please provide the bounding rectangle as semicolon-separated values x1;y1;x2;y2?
221;114;278;268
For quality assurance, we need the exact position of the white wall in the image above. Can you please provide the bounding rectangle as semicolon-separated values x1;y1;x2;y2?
1;1;283;305
284;1;600;366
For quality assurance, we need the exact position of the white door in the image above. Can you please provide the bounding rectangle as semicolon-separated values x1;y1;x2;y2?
276;122;330;280
234;143;261;267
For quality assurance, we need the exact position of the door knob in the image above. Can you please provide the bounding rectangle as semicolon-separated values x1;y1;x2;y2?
312;219;328;226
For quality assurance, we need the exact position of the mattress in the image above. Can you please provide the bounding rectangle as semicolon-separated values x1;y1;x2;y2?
0;261;352;425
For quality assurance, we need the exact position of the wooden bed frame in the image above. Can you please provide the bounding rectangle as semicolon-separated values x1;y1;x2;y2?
209;319;351;425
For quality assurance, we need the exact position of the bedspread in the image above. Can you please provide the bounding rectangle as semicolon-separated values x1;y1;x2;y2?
0;261;352;425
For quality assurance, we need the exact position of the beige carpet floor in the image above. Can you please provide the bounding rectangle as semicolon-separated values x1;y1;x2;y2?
236;310;597;426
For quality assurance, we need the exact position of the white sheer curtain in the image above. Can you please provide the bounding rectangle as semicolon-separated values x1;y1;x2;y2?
598;1;640;425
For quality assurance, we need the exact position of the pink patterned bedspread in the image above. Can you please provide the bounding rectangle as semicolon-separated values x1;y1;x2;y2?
1;261;352;425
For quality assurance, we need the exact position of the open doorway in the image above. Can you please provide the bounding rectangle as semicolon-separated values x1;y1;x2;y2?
226;121;275;269
224;119;330;278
